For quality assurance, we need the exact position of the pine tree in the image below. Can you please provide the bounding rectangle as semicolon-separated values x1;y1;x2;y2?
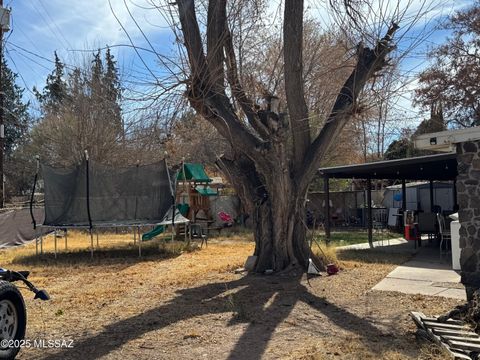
34;51;68;113
1;53;33;197
31;49;125;166
91;50;103;103
104;48;122;137
1;53;30;157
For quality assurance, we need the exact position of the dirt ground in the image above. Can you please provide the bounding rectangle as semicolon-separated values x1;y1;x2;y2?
1;232;462;359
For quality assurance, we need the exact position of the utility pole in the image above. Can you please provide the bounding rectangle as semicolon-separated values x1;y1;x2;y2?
0;0;4;208
0;0;10;208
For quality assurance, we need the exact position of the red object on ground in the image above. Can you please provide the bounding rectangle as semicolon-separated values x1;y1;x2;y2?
404;224;419;241
326;263;339;275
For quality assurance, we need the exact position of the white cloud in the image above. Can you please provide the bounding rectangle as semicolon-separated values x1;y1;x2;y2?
22;0;168;51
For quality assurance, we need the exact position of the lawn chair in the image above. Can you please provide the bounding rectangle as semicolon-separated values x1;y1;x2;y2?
417;212;438;242
436;213;451;259
190;223;208;248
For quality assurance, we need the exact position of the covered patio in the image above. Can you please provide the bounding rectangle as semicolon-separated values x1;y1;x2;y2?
318;152;458;246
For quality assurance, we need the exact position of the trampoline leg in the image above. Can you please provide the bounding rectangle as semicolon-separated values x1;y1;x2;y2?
90;230;94;259
138;228;142;258
54;231;57;259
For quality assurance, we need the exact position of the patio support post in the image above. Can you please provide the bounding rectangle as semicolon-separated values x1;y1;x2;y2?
324;175;331;243
453;179;458;210
429;180;434;212
367;178;373;248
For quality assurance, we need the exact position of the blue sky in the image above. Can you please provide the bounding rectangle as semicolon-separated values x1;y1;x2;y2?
6;0;174;106
4;0;474;126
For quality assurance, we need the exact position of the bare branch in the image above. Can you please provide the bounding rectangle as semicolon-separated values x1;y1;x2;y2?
176;0;264;156
224;24;270;139
299;23;399;192
284;0;310;169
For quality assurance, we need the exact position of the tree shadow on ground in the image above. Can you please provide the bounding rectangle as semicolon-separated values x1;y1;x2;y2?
38;272;414;360
11;244;189;269
336;248;413;265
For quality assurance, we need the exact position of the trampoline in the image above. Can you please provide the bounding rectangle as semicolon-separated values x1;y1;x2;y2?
30;153;189;257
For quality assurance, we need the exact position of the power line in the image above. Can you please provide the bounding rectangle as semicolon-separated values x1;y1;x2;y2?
5;48;39;96
37;0;73;50
31;2;69;51
8;48;53;71
7;42;76;71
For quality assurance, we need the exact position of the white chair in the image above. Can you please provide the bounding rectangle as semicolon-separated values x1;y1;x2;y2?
190;223;208;247
436;213;451;258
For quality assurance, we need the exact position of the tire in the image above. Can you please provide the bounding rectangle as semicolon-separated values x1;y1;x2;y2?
0;281;26;360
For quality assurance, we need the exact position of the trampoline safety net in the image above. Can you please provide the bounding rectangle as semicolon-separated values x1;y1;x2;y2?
41;160;175;227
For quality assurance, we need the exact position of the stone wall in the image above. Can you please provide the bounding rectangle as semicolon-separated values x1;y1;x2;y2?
457;140;480;300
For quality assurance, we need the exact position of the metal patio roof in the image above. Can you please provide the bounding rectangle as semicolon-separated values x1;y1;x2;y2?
318;153;457;181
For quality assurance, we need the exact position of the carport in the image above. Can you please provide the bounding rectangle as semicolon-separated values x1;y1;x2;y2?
318;152;458;246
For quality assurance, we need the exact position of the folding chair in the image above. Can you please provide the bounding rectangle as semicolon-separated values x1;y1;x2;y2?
437;213;451;259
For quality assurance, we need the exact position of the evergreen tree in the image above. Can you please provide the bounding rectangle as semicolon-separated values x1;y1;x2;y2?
67;67;83;114
1;53;30;157
91;50;103;103
413;102;446;136
104;48;122;135
31;49;125;166
34;51;68;113
384;103;445;161
1;53;33;197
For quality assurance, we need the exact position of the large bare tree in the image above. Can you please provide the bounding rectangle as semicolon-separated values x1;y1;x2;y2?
171;0;398;272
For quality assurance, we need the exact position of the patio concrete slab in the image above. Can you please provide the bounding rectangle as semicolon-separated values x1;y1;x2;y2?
372;278;447;296
371;246;466;300
338;238;408;250
435;288;467;300
387;265;461;283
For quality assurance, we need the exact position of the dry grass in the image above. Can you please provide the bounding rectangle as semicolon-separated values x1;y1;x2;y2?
417;343;451;360
2;230;254;286
285;339;451;360
312;244;338;265
0;231;460;360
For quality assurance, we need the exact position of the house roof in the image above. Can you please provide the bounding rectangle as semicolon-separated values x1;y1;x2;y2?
318;153;458;181
414;126;480;152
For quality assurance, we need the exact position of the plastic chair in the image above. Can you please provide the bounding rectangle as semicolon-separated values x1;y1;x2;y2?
436;213;451;259
190;223;208;247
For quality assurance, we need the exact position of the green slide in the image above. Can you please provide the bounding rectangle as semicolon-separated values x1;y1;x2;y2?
141;204;189;241
142;225;165;241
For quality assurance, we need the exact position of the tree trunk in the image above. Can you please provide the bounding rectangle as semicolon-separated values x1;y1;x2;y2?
217;154;314;273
